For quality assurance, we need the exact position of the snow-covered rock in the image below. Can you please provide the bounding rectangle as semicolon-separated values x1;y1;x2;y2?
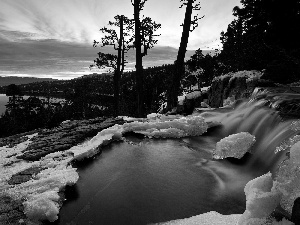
207;70;264;108
213;132;256;159
274;141;300;214
238;172;282;225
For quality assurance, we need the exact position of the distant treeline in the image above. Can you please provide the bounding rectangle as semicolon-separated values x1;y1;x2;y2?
0;76;57;87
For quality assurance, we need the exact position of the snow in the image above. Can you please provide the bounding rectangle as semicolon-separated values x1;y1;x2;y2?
213;70;263;83
274;141;300;214
158;211;241;225
223;96;236;107
177;86;209;105
0;133;38;187
0;134;79;223
123;115;208;138
3;151;78;222
239;172;282;224
275;135;300;154
213;132;256;159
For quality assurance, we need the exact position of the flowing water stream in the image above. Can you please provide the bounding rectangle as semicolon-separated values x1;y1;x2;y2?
51;89;300;225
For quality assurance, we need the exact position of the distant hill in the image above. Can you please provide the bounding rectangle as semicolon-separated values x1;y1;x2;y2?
0;76;57;87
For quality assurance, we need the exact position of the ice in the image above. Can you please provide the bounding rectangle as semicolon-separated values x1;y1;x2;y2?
274;141;300;214
24;191;60;222
123;115;208;138
239;172;282;224
275;135;300;154
3;151;78;223
291;120;300;131
1;136;78;223
238;170;297;225
68;134;114;161
0;133;38;186
213;132;256;159
157;211;241;225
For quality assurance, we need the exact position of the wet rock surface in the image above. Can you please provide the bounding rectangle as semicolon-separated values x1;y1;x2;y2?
17;117;124;161
207;70;271;108
0;195;26;225
0;130;40;148
8;166;45;185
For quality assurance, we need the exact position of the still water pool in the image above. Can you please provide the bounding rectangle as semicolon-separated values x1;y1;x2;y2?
53;135;260;225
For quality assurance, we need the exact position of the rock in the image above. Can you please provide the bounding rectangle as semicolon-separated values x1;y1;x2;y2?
207;70;265;108
8;166;45;185
0;129;40;147
292;197;300;225
16;117;125;161
0;195;26;225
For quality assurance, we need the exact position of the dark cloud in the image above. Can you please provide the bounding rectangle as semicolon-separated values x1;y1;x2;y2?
0;30;201;79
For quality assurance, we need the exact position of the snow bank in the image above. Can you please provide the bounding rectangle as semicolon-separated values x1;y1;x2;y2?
213;132;256;159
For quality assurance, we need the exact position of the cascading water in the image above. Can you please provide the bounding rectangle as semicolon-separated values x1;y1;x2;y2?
52;87;300;225
200;87;300;171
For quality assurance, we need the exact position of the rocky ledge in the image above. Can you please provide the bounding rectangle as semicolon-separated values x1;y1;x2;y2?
0;117;124;225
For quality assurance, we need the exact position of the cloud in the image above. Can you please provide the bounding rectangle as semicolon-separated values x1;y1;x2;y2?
0;0;105;43
0;0;240;49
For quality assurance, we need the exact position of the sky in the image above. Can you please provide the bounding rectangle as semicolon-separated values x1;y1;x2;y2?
0;0;241;80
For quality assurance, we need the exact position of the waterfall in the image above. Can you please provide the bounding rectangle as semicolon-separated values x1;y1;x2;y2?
198;87;300;172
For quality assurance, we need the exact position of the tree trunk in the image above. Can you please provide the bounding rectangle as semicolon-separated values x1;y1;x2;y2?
114;15;124;116
167;0;193;111
134;0;144;117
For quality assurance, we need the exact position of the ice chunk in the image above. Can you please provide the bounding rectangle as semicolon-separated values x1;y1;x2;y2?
213;132;256;159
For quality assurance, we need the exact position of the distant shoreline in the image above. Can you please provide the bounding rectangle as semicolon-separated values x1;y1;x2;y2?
0;95;65;116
